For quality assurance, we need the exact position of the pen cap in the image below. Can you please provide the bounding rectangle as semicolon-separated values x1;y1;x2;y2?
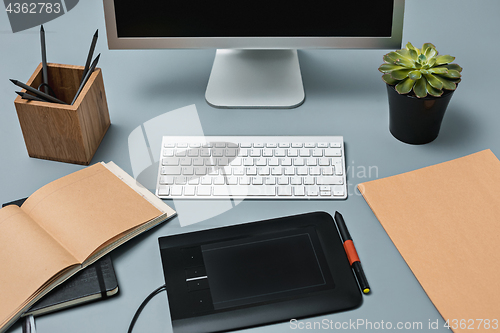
334;211;352;241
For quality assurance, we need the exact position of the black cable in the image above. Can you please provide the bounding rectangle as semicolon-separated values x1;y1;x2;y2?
127;284;167;333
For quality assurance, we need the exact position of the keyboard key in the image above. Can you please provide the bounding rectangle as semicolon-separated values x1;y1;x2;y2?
171;186;183;196
306;158;317;166
322;167;334;175
158;185;169;196
213;176;225;185
159;176;174;185
195;167;207;175
316;176;344;185
227;177;238;185
293;186;305;196
312;148;323;157
252;176;263;185
333;185;345;196
250;148;261;157
319;158;330;166
162;158;179;166
268;158;279;166
265;176;276;185
281;158;292;166
197;186;211;196
184;186;196;196
188;178;199;185
334;162;343;175
239;176;251;185
258;167;270;175
293;158;305;166
278;187;292;196
175;176;187;185
299;148;310;157
309;167;321;175
182;167;194;175
277;176;289;185
213;186;276;196
324;148;342;157
162;167;182;175
275;148;286;157
304;176;315;185
180;158;191;166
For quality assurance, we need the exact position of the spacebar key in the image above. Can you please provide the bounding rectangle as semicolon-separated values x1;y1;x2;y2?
213;186;276;196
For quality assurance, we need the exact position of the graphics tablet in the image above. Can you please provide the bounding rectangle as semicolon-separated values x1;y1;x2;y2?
158;212;362;333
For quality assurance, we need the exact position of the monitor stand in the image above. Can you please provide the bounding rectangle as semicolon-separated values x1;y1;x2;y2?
205;49;305;109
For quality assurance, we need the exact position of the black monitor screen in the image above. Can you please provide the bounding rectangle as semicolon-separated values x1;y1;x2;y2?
114;0;394;38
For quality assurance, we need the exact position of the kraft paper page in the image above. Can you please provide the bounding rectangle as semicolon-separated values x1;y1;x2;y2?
0;205;78;329
21;163;162;263
358;149;500;332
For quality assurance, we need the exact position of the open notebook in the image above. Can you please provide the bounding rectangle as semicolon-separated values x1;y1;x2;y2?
0;162;176;333
358;149;500;332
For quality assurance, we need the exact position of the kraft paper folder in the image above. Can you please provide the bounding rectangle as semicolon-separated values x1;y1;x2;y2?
358;149;500;332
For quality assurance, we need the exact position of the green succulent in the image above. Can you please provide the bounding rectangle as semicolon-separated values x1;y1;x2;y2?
379;42;462;98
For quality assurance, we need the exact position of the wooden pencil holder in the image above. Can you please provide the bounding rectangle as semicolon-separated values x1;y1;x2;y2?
14;63;110;165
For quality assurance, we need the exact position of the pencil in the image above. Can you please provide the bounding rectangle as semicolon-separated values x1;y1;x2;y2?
16;91;47;102
80;29;98;84
71;53;100;105
10;79;67;104
40;25;49;94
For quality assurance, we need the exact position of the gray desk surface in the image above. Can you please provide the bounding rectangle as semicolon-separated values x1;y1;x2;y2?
1;0;499;332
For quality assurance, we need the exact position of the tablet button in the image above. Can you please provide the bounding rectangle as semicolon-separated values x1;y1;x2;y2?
181;247;204;267
189;290;213;313
185;266;206;279
187;278;209;291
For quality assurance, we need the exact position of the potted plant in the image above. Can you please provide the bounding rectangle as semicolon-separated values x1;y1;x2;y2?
379;42;462;144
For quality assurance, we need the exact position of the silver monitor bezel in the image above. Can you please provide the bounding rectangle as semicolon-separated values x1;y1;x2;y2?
103;0;405;50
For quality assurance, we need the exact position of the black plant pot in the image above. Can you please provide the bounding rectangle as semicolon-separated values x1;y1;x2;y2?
387;84;455;144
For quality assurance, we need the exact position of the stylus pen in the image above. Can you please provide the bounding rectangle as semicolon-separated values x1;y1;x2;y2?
16;91;47;102
71;53;100;105
80;29;98;84
10;79;67;104
40;25;49;94
334;211;370;294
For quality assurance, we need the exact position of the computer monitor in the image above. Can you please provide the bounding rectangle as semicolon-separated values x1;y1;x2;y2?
103;0;404;109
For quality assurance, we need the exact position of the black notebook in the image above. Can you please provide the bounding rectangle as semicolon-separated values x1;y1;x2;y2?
2;198;119;316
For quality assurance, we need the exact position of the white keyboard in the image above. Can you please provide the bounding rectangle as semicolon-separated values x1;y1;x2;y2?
155;136;347;199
